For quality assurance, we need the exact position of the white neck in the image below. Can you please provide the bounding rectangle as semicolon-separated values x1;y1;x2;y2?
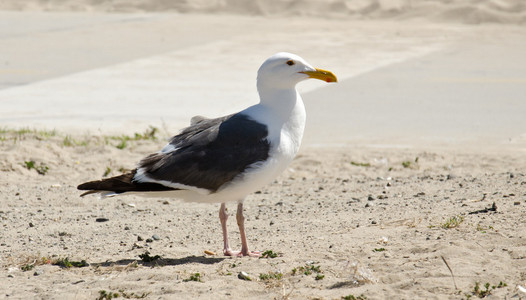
253;85;306;155
257;86;298;119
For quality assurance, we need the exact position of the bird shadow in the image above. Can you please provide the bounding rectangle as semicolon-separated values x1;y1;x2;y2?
91;255;225;268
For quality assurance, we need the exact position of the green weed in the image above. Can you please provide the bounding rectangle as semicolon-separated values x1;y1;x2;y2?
259;271;283;281
441;215;464;229
52;257;88;268
350;161;371;167
183;273;202;282
260;250;278;258
24;160;49;175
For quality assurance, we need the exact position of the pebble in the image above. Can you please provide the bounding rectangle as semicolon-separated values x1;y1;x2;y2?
96;218;109;222
238;271;251;281
146;238;153;243
33;270;43;276
152;234;161;241
137;236;144;241
124;226;130;230
367;195;375;201
29;222;34;227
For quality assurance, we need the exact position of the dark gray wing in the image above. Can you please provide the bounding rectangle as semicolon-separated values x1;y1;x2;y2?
136;113;271;192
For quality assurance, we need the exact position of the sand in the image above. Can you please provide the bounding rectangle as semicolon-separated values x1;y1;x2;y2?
1;0;526;299
1;132;526;299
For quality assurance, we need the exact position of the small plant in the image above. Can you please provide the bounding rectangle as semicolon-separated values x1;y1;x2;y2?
116;138;127;149
350;161;371;167
183;273;202;282
103;167;112;177
138;251;161;263
134;126;158;140
63;135;75;147
24;160;49;175
343;295;367;300
467;281;507;298
402;157;419;169
259;271;283;281
109;126;159;149
260;250;278;258
97;290;120;300
21;264;35;272
118;290;149;298
315;274;325;280
52;257;88;268
292;264;322;277
441;215;464;229
373;248;386;252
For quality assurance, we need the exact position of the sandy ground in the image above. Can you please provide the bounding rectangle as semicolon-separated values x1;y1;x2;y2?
1;132;526;299
1;0;526;299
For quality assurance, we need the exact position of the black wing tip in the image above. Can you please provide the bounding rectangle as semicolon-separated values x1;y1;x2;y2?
77;182;93;190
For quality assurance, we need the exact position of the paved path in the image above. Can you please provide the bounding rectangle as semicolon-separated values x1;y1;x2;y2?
1;11;525;149
303;40;526;148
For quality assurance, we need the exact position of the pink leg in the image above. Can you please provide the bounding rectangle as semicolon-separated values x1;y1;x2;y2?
219;203;234;255
236;202;261;257
218;202;260;257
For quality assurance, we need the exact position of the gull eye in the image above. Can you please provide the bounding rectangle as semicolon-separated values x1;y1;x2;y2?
286;60;295;66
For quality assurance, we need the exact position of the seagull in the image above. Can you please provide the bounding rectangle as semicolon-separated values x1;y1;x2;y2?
78;52;337;257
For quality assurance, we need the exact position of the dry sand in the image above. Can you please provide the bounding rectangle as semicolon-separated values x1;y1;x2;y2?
1;131;525;299
1;0;526;299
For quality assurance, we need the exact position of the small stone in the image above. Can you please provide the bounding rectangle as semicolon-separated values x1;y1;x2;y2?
146;238;153;243
29;222;34;228
514;202;520;205
96;218;109;222
33;270;43;276
269;220;275;226
152;234;161;241
137;236;144;241
238;271;251;281
367;195;375;201
371;220;377;225
124;226;130;230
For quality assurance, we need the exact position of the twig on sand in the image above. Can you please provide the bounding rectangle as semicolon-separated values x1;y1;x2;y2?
441;256;458;290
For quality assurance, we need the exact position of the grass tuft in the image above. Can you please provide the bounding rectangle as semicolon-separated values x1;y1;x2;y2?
24;160;49;175
260;250;279;258
183;272;202;282
52;257;88;268
441;215;464;229
259;271;283;281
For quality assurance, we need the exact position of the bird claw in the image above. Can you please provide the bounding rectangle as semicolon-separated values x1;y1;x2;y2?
223;249;261;257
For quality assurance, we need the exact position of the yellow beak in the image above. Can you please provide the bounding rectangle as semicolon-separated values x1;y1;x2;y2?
301;68;338;83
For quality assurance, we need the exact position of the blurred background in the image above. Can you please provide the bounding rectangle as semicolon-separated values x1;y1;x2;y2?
0;0;525;148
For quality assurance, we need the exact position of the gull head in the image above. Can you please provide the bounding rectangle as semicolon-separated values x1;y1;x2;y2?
257;52;337;91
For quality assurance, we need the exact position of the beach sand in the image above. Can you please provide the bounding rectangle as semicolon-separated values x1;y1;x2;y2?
1;0;526;299
1;133;525;299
